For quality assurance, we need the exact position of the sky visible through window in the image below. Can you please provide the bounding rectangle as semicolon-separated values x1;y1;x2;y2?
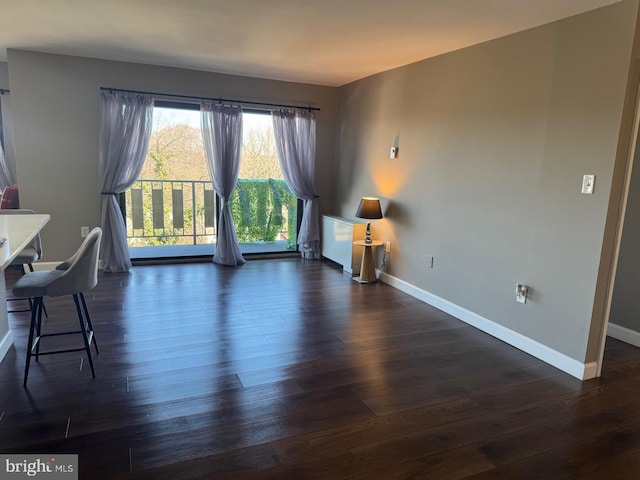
156;107;271;132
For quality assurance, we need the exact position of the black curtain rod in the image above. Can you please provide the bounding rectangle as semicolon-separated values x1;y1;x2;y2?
99;87;320;111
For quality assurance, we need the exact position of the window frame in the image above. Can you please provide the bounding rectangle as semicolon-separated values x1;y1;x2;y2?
120;100;302;254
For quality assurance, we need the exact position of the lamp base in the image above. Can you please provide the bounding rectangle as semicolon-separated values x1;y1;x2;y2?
364;222;372;244
353;276;377;284
353;240;378;283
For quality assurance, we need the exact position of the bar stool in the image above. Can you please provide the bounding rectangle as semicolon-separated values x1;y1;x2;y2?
13;227;102;387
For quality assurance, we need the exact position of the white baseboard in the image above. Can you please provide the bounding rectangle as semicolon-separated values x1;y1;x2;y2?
379;271;596;380
0;330;13;364
607;322;640;348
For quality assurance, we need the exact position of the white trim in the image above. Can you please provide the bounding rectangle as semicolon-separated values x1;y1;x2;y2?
607;322;640;348
583;361;598;379
379;272;595;380
0;329;13;364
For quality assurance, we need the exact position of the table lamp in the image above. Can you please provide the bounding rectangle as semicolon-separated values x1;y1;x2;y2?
355;197;383;244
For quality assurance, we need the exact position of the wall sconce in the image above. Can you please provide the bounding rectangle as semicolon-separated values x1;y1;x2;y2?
355;197;383;244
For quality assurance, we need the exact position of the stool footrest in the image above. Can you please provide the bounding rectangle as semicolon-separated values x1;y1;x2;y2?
31;347;90;356
31;330;94;354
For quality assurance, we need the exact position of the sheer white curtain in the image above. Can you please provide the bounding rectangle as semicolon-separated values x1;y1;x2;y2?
201;103;245;266
272;109;320;259
0;97;14;189
99;91;153;272
0;143;13;190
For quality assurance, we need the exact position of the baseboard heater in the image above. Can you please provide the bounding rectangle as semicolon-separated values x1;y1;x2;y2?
321;215;366;275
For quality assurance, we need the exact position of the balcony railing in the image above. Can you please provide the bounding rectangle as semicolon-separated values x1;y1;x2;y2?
123;178;297;252
124;179;216;247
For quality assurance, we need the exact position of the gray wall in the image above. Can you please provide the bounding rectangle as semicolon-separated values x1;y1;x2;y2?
611;123;640;331
608;0;640;336
0;62;7;87
6;51;339;262
335;1;637;363
588;0;640;357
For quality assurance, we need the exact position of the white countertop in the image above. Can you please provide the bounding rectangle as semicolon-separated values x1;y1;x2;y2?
0;214;50;270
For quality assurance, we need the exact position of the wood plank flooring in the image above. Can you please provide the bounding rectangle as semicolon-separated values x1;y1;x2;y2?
0;259;640;479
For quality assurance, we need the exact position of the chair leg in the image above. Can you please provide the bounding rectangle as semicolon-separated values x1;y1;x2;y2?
73;294;95;378
23;297;42;387
79;292;99;354
34;299;43;362
27;264;48;318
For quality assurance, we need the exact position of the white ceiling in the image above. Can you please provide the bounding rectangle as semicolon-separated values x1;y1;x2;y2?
0;0;624;86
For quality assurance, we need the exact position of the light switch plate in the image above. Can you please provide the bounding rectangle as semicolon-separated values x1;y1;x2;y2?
581;175;595;194
390;147;398;159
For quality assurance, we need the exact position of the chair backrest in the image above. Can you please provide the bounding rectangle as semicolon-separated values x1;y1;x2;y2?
47;227;102;297
0;208;42;258
0;184;20;209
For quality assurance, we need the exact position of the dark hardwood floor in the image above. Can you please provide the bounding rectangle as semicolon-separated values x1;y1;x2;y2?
1;259;640;479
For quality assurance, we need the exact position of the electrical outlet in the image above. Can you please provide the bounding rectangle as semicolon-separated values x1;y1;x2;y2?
516;283;528;304
81;226;90;237
385;241;391;254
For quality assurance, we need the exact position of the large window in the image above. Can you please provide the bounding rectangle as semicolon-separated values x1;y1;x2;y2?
232;111;299;251
123;103;298;257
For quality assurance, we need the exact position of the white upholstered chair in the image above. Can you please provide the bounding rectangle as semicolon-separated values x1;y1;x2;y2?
13;227;102;386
